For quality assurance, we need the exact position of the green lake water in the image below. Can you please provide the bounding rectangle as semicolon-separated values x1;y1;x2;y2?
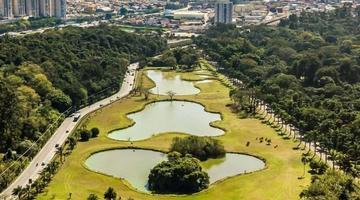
108;101;224;141
85;149;265;193
147;70;200;95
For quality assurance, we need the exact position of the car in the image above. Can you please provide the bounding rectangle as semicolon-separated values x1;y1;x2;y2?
73;113;81;122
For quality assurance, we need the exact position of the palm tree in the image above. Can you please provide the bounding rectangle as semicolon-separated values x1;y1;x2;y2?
67;136;77;150
23;184;32;200
12;186;23;200
292;125;297;140
263;106;269;119
55;146;64;163
265;106;272;122
311;131;319;159
329;150;338;170
32;180;44;194
259;101;266;114
44;161;59;175
229;89;238;102
301;156;308;178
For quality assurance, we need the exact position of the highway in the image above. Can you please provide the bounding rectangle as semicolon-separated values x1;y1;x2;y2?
0;62;139;199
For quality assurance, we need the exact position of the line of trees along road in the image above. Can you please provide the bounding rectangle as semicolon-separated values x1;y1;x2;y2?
0;25;167;192
195;5;360;199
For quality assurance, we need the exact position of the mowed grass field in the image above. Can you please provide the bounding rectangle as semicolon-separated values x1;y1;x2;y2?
38;67;311;200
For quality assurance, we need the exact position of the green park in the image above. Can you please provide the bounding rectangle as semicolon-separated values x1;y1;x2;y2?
38;61;311;200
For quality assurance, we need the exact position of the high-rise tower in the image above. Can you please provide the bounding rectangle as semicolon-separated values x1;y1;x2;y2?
54;0;65;19
214;0;233;24
0;0;5;17
0;0;64;18
4;0;13;18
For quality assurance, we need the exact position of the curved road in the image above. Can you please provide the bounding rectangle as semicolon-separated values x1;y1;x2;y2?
0;63;139;199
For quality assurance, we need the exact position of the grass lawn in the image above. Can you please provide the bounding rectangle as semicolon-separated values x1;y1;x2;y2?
37;66;311;200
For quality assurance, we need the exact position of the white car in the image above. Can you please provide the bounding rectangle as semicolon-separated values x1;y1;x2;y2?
73;113;81;122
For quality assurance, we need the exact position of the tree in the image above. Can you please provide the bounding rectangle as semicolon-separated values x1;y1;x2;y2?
91;127;100;138
32;74;53;97
104;187;117;200
80;130;92;141
17;140;38;157
119;7;128;15
167;90;176;101
32;179;45;193
87;193;99;200
23;184;33;199
301;156;308;178
163;56;177;68
339;40;352;54
67;136;77;150
3;148;14;161
12;186;23;199
0;80;20;152
148;152;209;193
47;89;72;112
300;171;360;199
0;25;168;192
309;160;328;175
195;5;360;193
170;136;225;161
142;89;150;100
55;146;64;163
329;150;339;170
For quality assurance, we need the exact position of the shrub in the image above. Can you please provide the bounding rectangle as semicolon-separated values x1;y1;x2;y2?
170;136;225;161
87;194;99;200
91;127;100;138
148;152;209;193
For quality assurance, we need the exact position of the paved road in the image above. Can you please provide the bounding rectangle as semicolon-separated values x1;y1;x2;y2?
0;63;139;199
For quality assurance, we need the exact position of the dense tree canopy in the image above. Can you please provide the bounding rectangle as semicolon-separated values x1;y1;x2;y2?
300;170;360;199
148;47;200;70
0;18;62;34
195;6;360;177
0;25;167;192
170;136;225;161
148;152;209;193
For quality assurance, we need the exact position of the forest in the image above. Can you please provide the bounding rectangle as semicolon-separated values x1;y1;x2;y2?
0;25;167;191
0;18;62;34
148;46;200;70
170;136;225;161
195;5;360;198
